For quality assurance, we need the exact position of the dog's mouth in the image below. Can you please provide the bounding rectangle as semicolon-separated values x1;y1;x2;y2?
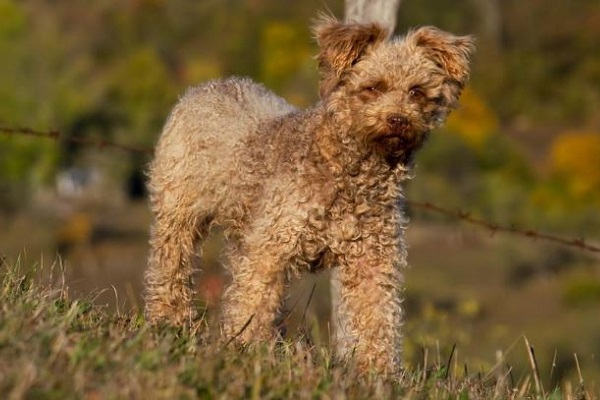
381;126;416;141
374;124;424;147
370;125;429;167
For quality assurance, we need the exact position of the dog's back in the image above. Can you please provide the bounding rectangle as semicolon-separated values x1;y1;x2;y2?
156;77;295;158
148;77;296;220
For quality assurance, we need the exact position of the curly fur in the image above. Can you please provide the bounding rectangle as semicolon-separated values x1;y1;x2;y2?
145;17;474;377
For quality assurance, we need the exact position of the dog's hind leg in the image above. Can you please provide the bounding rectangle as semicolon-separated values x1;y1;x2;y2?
145;208;209;326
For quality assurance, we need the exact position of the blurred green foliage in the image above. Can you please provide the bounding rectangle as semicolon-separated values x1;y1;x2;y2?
0;0;598;232
562;275;600;307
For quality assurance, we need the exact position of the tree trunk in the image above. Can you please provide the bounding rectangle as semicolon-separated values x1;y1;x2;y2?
345;0;401;32
471;0;501;49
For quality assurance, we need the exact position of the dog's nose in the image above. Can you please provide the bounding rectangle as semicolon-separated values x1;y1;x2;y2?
387;115;409;131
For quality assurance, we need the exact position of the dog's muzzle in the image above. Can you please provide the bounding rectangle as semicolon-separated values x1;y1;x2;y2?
386;114;410;136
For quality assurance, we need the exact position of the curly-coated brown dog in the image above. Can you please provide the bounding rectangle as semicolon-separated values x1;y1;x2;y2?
145;16;474;377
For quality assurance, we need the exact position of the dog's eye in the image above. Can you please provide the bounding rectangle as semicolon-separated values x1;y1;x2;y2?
408;86;426;101
363;82;386;94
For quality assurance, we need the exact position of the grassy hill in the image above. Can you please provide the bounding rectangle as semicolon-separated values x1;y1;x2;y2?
0;261;596;399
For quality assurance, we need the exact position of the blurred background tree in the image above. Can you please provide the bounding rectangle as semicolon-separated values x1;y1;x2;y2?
0;0;598;233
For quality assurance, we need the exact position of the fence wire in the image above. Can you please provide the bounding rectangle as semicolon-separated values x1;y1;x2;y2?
1;125;598;254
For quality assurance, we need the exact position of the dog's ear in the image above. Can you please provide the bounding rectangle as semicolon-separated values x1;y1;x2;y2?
409;26;475;106
313;15;389;98
409;26;475;84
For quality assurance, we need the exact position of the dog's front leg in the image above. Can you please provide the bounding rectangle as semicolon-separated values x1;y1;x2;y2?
220;218;297;345
332;230;407;378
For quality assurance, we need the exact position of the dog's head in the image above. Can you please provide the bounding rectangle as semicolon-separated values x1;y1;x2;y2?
314;16;475;166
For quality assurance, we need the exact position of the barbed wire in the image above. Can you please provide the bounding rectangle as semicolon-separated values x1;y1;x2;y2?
409;201;600;254
1;125;599;254
0;126;153;155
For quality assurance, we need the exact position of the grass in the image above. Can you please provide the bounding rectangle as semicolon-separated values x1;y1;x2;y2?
0;260;596;399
